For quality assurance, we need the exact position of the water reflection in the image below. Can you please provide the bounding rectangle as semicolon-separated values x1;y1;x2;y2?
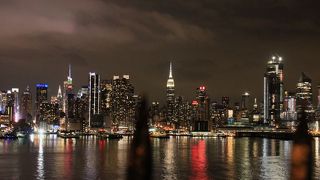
0;136;320;179
37;135;44;180
191;139;207;180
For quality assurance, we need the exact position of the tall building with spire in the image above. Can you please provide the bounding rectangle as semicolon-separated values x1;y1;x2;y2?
63;64;73;113
56;85;63;111
263;55;284;126
166;62;175;125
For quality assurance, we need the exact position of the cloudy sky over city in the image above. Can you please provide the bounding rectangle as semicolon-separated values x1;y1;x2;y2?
0;0;320;103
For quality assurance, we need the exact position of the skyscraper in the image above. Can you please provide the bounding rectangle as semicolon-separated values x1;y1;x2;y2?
63;64;73;113
296;72;313;114
166;62;175;125
11;88;19;122
0;91;7;114
110;75;135;130
20;86;32;120
100;79;112;114
75;86;88;132
57;85;63;111
6;90;15;124
88;72;101;128
241;92;250;110
35;83;48;122
282;91;297;126
263;55;284;126
193;86;211;131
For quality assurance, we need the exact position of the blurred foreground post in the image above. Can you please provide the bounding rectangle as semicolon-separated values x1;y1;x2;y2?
291;110;313;180
127;96;152;180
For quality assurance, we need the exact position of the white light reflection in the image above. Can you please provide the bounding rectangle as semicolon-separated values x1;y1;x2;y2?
163;138;177;179
37;135;44;180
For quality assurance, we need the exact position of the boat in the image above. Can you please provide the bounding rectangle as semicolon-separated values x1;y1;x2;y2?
57;131;80;139
16;131;29;138
108;134;123;139
97;132;123;139
150;130;170;138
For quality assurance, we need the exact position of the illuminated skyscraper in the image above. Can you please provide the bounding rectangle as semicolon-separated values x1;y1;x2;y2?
0;91;7;114
35;83;48;122
100;79;112;114
63;64;73;113
110;75;135;130
296;72;313;114
10;88;20;122
6;90;15;124
241;92;250;110
20;86;32;120
193;86;211;131
263;55;284;126
166;62;175;124
75;86;88;131
282;91;297;127
240;92;250;124
57;85;63;111
88;72;101;128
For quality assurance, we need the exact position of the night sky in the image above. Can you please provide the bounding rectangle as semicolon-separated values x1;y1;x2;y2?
1;0;320;104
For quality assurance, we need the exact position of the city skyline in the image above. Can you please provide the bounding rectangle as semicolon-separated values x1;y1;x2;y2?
0;60;319;106
1;1;320;103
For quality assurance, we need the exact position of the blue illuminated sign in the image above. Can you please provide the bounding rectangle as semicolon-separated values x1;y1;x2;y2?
36;84;48;88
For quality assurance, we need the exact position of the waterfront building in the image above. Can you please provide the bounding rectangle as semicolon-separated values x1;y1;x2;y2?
263;55;284;126
166;62;176;126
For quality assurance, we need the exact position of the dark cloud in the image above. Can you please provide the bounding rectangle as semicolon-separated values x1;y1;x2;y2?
0;0;320;104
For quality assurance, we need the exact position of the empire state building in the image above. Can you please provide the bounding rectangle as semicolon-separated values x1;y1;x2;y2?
166;62;175;124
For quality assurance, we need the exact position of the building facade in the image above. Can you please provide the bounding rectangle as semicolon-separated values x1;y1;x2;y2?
263;55;284;126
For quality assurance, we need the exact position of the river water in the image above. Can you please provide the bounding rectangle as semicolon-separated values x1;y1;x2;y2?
0;135;319;179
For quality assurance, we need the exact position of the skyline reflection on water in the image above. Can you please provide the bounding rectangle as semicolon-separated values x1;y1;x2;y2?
0;135;319;179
